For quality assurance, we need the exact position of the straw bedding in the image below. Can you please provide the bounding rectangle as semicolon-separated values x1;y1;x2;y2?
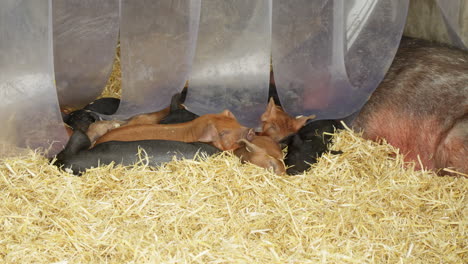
0;48;466;263
1;129;466;263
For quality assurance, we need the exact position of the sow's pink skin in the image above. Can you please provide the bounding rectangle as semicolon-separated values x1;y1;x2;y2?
352;37;467;175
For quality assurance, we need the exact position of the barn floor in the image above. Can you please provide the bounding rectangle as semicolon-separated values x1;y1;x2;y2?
0;128;466;263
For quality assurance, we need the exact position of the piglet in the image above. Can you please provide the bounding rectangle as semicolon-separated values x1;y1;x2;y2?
260;97;315;142
62;97;120;132
281;120;343;175
54;130;220;175
234;136;286;175
95;110;255;151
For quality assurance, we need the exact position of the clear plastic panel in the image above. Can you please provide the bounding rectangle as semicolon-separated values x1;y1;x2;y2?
52;0;120;108
344;0;409;111
184;0;271;127
115;0;200;118
436;0;467;50
0;0;68;157
272;0;409;119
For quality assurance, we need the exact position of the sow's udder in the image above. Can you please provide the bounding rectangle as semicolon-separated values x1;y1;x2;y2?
352;37;468;175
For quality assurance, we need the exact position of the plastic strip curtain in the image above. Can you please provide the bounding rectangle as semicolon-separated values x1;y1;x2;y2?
343;0;409;115
0;0;67;157
53;0;120;108
436;0;467;50
272;0;409;119
184;0;271;127
115;0;201;118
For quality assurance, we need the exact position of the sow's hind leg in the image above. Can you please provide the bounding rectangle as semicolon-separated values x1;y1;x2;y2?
435;116;468;175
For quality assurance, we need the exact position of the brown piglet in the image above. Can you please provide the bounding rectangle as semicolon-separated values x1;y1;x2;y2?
124;106;171;126
260;98;315;142
234;136;286;175
94;110;255;151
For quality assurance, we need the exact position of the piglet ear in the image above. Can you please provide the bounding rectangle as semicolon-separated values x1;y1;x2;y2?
220;109;236;119
261;98;277;122
198;123;219;143
293;115;315;131
238;139;263;153
269;160;286;175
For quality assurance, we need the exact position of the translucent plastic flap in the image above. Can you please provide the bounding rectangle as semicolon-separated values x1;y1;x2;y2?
0;0;67;157
272;0;409;119
116;0;201;118
53;0;120;108
436;0;467;50
184;0;271;127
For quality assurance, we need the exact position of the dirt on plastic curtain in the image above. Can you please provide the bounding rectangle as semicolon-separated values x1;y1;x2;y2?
53;0;120;108
115;0;201;118
0;0;68;157
272;0;409;119
184;0;271;128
